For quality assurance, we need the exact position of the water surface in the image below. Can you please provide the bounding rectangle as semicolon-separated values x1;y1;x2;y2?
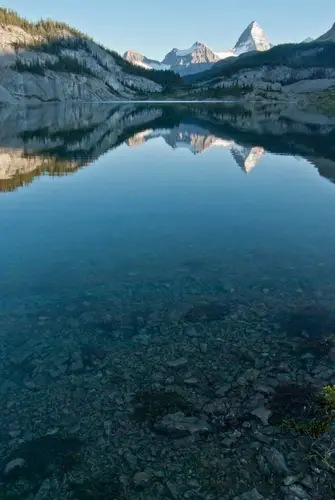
0;103;334;500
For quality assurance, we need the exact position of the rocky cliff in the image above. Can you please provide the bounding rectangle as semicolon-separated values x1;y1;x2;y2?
188;40;335;98
0;9;163;104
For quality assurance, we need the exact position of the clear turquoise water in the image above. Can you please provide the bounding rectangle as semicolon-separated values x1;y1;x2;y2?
0;104;334;500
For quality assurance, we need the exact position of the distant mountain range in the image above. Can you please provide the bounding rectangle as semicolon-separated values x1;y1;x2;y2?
124;21;335;78
124;21;272;76
0;6;334;104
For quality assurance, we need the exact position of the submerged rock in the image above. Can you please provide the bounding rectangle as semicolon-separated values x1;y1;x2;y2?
183;302;229;323
132;389;195;423
4;434;81;483
133;471;151;490
234;488;265;500
251;406;272;425
3;458;26;478
265;448;290;475
154;412;213;437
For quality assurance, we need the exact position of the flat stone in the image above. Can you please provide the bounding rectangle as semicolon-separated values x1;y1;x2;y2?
184;377;198;385
283;475;301;486
265;448;290;475
254;384;275;395
203;399;227;415
234;488;265;500
215;384;231;397
254;431;272;444
287;484;310;499
69;360;83;372
184;326;199;338
124;452;138;470
165;481;179;499
133;471;151;490
237;369;260;385
24;381;37;390
199;343;208;353
154;412;212;438
167;358;188;368
300;475;313;490
8;430;21;439
251;407;272;426
103;420;112;436
3;458;26;477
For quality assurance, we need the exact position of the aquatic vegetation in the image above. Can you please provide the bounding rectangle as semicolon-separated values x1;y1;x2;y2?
269;383;323;425
280;418;331;438
270;383;334;438
323;385;335;411
183;302;229;323
132;389;195;424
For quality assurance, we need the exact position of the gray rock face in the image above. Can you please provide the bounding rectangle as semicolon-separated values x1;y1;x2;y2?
0;25;162;104
123;50;166;71
161;42;220;75
316;21;335;42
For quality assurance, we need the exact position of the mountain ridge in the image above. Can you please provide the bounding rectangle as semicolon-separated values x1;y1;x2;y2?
0;7;182;103
123;21;271;76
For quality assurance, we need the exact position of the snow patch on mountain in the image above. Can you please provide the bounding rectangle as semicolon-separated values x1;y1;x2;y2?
175;42;202;57
124;21;272;75
214;50;235;60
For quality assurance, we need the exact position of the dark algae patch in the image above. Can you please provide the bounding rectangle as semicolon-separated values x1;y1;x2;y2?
132;389;196;424
3;434;82;483
183;302;229;323
71;475;127;500
282;305;335;339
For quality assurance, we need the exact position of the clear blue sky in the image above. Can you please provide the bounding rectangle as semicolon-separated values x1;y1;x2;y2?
3;0;334;59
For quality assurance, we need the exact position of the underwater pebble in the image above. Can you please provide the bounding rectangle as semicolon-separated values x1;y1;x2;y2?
251;406;272;425
265;448;290;475
167;357;188;368
3;458;26;476
283;475;301;486
133;471;151;489
184;377;198;385
234;488;265;500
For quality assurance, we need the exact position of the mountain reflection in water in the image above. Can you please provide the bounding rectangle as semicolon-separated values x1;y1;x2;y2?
1;102;335;191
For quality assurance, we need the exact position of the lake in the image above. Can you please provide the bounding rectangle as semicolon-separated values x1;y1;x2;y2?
0;103;334;500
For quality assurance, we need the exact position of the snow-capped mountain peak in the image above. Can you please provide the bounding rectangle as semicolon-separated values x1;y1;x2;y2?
174;42;204;57
123;21;272;76
233;20;271;55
